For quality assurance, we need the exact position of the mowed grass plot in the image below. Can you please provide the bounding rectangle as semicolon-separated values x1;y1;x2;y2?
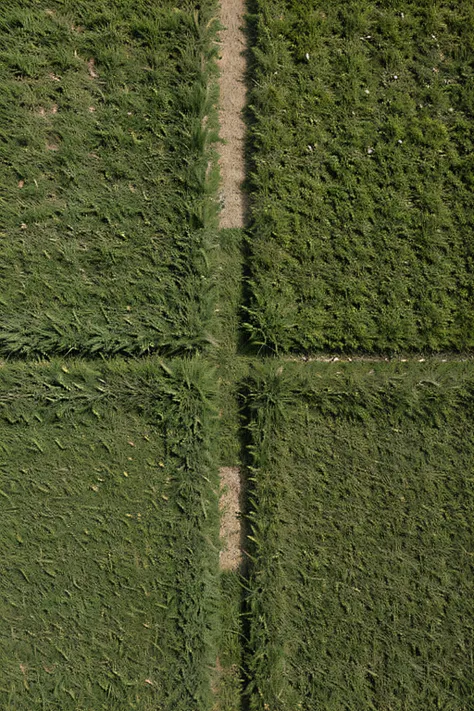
0;358;219;710
245;361;474;710
0;0;219;357
247;0;474;353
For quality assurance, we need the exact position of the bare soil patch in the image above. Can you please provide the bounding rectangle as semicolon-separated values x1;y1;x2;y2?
219;466;242;571
218;0;247;228
87;58;98;79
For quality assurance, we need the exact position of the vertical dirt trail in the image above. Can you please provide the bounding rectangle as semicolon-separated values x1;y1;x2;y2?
218;0;247;228
219;467;242;571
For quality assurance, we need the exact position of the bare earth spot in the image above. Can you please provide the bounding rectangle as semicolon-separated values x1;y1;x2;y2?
219;466;242;571
88;58;98;79
211;656;224;696
218;0;247;228
37;104;58;117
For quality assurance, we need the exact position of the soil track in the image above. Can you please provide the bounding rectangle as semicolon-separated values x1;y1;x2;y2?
218;0;247;228
219;467;242;571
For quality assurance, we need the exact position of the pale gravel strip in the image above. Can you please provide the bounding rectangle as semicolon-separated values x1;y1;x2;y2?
219;467;242;572
217;0;247;228
283;354;474;363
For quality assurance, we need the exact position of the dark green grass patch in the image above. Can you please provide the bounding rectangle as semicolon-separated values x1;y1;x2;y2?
0;358;220;710
246;0;474;353
245;361;474;710
0;0;220;357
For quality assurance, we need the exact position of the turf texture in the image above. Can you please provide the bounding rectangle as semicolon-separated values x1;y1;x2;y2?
0;0;220;357
245;360;474;710
246;0;474;353
0;357;220;711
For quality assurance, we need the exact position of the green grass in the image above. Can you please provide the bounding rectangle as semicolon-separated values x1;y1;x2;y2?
245;360;474;710
0;0;220;357
214;571;243;711
214;229;247;466
2;3;474;710
0;357;220;710
246;0;474;353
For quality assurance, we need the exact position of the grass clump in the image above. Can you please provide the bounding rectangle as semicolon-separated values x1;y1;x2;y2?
245;360;474;710
0;357;220;710
246;0;474;353
0;0;220;357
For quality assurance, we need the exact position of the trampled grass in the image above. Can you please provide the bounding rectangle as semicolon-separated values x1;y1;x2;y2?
245;361;474;710
246;0;474;353
0;0;220;357
0;358;220;710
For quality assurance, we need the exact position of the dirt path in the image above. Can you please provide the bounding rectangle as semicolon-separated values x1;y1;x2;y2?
219;467;242;571
218;0;247;228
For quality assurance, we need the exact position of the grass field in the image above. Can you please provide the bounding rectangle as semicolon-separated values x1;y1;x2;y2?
2;2;474;709
246;0;474;353
0;358;220;710
245;361;474;710
0;0;219;357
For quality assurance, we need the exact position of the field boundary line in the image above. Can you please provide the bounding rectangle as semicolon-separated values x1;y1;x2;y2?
219;467;243;572
218;0;247;228
282;354;474;363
